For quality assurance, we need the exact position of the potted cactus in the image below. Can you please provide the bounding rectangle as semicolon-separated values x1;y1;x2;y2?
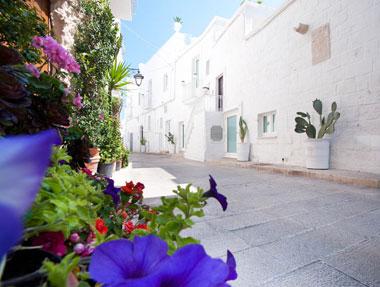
295;99;340;169
165;132;176;154
237;116;250;161
140;138;147;153
173;16;183;32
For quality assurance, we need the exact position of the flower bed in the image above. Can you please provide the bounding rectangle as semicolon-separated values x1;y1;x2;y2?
0;1;238;286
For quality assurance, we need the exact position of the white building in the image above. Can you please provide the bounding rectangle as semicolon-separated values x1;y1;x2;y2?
125;0;380;174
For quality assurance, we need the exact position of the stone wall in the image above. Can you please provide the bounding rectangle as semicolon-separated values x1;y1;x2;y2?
50;0;81;50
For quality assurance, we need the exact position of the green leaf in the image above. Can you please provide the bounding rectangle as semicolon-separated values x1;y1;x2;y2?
306;124;316;138
313;99;323;115
295;117;308;127
331;102;337;112
296;112;307;117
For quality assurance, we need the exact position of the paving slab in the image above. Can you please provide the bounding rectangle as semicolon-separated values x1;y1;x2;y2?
206;210;276;231
324;237;380;287
259;261;367;287
233;218;308;247
127;153;380;287
199;232;250;258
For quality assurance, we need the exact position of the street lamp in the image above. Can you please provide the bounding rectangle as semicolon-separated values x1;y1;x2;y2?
130;68;144;87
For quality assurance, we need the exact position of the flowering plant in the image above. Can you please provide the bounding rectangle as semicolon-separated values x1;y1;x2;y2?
89;235;237;286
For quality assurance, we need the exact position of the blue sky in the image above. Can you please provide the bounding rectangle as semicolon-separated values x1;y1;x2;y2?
121;0;284;67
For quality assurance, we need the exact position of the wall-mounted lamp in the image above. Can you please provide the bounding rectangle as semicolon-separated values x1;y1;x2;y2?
294;23;309;34
130;68;144;86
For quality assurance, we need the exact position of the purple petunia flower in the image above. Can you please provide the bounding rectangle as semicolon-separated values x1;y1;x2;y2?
25;63;40;78
89;235;169;286
0;129;61;258
89;235;237;287
203;175;228;211
104;177;121;207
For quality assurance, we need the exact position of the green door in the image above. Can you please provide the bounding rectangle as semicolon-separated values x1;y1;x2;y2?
227;115;237;153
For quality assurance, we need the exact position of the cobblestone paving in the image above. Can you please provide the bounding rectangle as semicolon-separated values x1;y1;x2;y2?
131;153;380;287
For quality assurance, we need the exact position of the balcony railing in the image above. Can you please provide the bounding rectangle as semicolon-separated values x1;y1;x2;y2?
204;94;223;112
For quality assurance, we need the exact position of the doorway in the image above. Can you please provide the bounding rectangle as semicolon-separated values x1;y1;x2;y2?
217;75;223;111
226;115;237;154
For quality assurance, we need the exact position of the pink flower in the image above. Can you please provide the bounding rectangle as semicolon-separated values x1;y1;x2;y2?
32;36;44;48
63;87;71;96
81;245;95;257
32;36;80;74
32;231;67;256
70;233;80;243
99;113;104;121
73;93;83;109
74;243;85;255
25;64;40;78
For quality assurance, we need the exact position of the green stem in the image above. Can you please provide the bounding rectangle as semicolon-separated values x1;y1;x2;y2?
0;255;6;282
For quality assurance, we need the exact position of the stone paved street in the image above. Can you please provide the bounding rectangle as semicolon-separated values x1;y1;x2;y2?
121;153;380;287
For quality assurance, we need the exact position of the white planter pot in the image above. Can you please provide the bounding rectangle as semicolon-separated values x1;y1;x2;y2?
140;145;146;153
168;144;176;154
305;138;330;169
174;22;182;32
237;142;250;162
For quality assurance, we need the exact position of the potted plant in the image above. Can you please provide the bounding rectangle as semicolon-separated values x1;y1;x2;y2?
98;151;116;177
165;132;176;154
237;116;250;161
295;99;340;169
140;138;147;153
173;16;183;32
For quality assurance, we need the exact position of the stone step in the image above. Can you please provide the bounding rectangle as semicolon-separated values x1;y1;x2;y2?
208;159;380;189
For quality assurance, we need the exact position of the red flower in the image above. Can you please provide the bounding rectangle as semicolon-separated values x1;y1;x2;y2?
135;223;149;231
81;168;93;176
121;181;134;194
95;218;108;235
123;221;135;233
32;231;67;256
135;182;145;193
121;210;128;219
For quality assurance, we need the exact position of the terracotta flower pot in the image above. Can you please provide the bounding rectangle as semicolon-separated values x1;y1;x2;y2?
84;147;101;174
88;147;100;157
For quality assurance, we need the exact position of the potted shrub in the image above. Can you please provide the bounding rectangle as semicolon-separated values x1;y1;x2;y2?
165;132;176;154
140;138;147;152
98;147;117;177
295;99;340;169
173;16;182;32
237;117;250;161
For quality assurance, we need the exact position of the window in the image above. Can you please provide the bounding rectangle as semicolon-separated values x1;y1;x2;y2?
148;115;151;130
263;115;269;133
258;111;277;137
206;60;210;75
217;75;223;111
192;57;200;88
163;73;168;92
147;79;152;107
179;122;185;149
160;117;163;129
138;93;144;105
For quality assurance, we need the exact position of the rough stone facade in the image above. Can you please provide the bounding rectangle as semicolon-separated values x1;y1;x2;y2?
50;0;81;50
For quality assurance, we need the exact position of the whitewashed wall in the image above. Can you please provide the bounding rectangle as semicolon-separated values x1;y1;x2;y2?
207;0;380;174
125;0;380;174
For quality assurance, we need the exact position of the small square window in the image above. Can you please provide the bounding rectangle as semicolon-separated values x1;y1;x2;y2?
258;111;277;137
